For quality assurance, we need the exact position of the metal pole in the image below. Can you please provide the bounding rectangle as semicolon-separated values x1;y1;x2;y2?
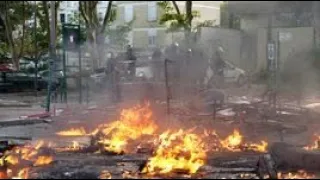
78;25;82;104
62;25;67;103
86;77;89;105
78;4;82;104
266;13;274;107
33;1;38;98
164;59;170;116
46;1;56;112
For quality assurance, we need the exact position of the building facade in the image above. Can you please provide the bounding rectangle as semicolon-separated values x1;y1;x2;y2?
57;1;221;50
114;1;166;50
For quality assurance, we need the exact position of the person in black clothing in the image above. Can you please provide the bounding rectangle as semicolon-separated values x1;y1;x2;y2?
106;52;121;102
214;49;225;76
212;48;226;87
126;45;137;79
151;48;163;80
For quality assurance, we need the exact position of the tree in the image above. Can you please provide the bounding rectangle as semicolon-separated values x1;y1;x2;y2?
105;23;133;50
79;1;116;69
157;1;200;45
220;1;240;29
0;1;61;68
35;1;61;55
0;1;34;69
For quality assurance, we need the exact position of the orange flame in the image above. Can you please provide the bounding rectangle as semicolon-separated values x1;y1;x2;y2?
0;171;8;179
303;135;320;151
99;170;112;179
203;129;268;153
56;127;87;136
14;168;29;179
220;129;243;152
277;170;315;179
247;141;268;153
34;156;53;166
142;129;207;175
0;141;53;179
94;103;157;154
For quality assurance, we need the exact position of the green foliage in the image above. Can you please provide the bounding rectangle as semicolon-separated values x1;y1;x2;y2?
105;23;132;49
196;20;217;28
157;1;200;32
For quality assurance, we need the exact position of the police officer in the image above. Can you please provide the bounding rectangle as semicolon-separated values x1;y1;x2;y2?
213;47;225;87
152;48;163;80
126;45;137;79
106;52;121;102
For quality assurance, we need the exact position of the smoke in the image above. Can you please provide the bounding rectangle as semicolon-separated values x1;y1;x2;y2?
280;50;320;100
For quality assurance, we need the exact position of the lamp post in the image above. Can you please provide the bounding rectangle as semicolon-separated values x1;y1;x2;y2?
33;1;38;98
46;1;56;112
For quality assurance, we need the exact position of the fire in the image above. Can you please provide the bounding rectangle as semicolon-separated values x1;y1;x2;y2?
303;135;320;151
56;127;87;136
34;156;53;166
247;141;268;152
277;170;315;179
0;171;7;179
94;103;157;154
220;129;243;152
99;170;112;179
142;129;207;175
203;129;268;153
14;168;29;179
54;141;84;153
0;141;53;179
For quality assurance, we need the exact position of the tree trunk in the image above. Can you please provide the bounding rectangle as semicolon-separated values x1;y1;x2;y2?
4;1;19;70
42;1;50;43
100;1;113;33
172;1;181;15
18;1;26;58
185;1;193;45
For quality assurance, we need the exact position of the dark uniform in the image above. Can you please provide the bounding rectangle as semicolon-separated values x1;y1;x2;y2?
151;48;163;80
126;45;137;79
165;43;180;81
106;52;121;102
213;50;225;87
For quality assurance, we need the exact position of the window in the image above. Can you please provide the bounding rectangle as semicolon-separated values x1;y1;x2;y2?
124;5;133;22
148;29;157;47
67;14;72;23
67;1;71;7
99;12;104;22
60;13;65;24
147;2;157;21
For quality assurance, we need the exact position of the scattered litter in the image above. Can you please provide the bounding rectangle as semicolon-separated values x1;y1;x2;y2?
217;108;236;117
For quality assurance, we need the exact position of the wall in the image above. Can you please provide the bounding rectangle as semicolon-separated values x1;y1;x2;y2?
256;27;315;71
197;27;248;70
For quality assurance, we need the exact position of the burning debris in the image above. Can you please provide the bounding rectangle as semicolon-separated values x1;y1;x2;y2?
277;170;315;179
56;128;88;136
54;141;85;153
303;135;320;151
55;103;158;155
0;140;53;179
6;103;317;179
142;129;207;175
91;103;157;154
204;129;268;153
99;170;112;179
